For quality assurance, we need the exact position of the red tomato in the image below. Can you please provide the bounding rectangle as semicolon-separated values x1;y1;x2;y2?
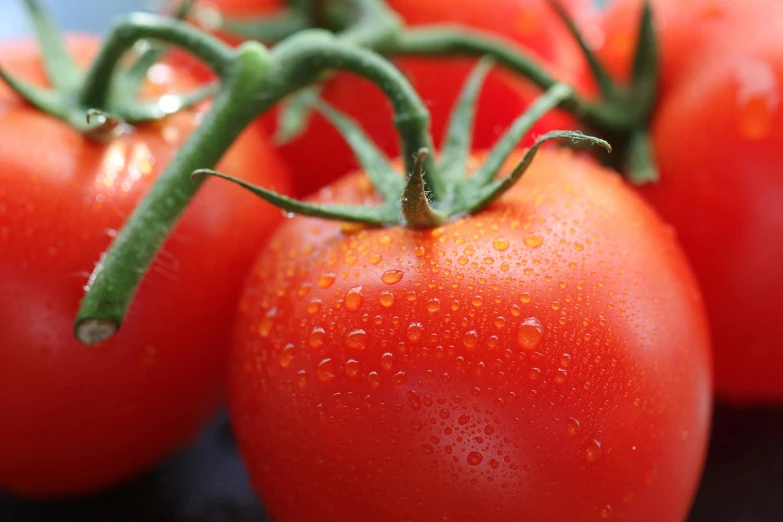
230;149;712;522
595;0;783;402
174;0;593;196
0;35;291;498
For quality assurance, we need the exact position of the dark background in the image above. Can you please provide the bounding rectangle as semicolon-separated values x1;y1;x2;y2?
1;1;782;521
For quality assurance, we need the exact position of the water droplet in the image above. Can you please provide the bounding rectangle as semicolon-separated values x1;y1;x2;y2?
258;307;277;337
316;358;335;382
427;299;441;313
382;269;404;284
414;245;426;257
309;327;326;348
471;296;484;307
524;234;544;248
555;368;568;384
407;323;424;342
494;316;506;328
517;317;543;349
421;443;435;455
439;409;450;419
585;439;602;462
307;298;322;314
566;417;580;437
560;353;571;368
484;425;495;435
392;371;408;386
380;291;395;307
489;458;500;469
601;505;613;519
318;272;336;288
463;330;479;349
279;344;295;367
467;451;484;466
296;369;307;387
345;329;367;350
381;352;395;371
345;359;360;377
528;367;541;380
519;293;532;304
492;237;510;251
345;286;363;311
369;253;382;265
368;371;381;389
458;414;471;425
407;390;422;410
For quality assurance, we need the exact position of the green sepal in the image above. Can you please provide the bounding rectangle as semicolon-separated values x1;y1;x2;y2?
192;169;398;225
439;57;493;183
274;86;321;145
313;99;403;202
466;83;573;191
465;131;612;213
22;0;80;92
401;148;445;228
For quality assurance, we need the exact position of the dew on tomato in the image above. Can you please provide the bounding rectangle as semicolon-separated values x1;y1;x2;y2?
229;149;711;522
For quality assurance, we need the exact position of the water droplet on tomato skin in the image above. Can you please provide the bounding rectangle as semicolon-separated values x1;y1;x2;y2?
381;269;404;284
421;444;435;455
407;390;422;410
492;237;510;251
317;272;336;288
585;439;602;462
345;329;367;351
316;359;335;382
392;371;408;386
601;505;613;519
345;286;363;311
309;327;326;349
379;291;395;307
524;234;544;248
517;317;543;349
307;298;321;314
463;330;478;349
279;344;295;368
345;359;360;378
407;323;424;342
467;451;484;466
368;371;381;389
258;307;277;337
566;417;580;437
381;352;395;371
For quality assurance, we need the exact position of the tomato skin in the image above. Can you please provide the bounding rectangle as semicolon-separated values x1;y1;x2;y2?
230;149;711;522
0;36;291;498
596;0;783;402
175;0;592;197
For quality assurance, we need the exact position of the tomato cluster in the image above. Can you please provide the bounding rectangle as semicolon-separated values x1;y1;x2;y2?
0;0;780;521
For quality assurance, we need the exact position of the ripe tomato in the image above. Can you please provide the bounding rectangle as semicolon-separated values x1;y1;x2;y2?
0;35;291;498
230;149;711;522
594;0;783;402
175;0;593;196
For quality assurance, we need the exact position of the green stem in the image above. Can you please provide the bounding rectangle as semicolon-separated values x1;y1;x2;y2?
79;13;234;110
341;0;401;48
267;31;440;199
74;43;272;344
380;27;634;132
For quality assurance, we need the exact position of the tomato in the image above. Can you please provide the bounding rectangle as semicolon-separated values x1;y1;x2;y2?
174;0;593;196
0;35;291;498
230;149;711;522
594;0;783;402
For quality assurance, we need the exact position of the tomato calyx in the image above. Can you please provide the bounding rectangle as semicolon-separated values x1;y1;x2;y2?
194;59;609;228
0;0;217;141
547;0;660;183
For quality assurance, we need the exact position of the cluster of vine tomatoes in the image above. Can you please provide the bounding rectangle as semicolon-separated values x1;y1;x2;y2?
0;0;780;521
